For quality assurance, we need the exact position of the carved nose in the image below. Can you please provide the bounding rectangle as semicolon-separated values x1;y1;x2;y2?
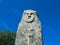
28;16;31;18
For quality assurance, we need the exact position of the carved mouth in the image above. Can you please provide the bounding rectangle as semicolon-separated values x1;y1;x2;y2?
25;15;34;23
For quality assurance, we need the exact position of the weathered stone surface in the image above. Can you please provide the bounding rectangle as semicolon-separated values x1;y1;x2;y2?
15;10;43;45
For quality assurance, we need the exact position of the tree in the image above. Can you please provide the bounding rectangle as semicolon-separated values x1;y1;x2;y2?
0;30;16;45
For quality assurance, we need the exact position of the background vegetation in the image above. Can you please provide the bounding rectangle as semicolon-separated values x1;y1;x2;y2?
0;30;16;45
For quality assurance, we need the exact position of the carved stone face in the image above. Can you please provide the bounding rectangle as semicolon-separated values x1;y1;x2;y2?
23;10;36;23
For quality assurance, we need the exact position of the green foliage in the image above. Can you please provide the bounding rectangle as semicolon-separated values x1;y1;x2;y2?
0;30;16;45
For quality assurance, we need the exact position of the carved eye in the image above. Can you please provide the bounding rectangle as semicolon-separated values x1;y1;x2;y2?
24;12;26;14
27;13;29;15
31;13;34;15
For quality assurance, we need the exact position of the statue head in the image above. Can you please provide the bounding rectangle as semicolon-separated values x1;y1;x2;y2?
22;10;38;23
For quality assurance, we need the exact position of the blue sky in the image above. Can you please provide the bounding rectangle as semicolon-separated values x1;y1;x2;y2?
0;0;60;45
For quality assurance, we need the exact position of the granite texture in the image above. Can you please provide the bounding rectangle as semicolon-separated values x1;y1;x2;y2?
15;10;43;45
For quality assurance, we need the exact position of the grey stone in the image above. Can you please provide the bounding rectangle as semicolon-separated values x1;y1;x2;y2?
15;10;43;45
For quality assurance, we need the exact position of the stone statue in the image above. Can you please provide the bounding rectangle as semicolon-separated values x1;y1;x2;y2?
15;10;43;45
